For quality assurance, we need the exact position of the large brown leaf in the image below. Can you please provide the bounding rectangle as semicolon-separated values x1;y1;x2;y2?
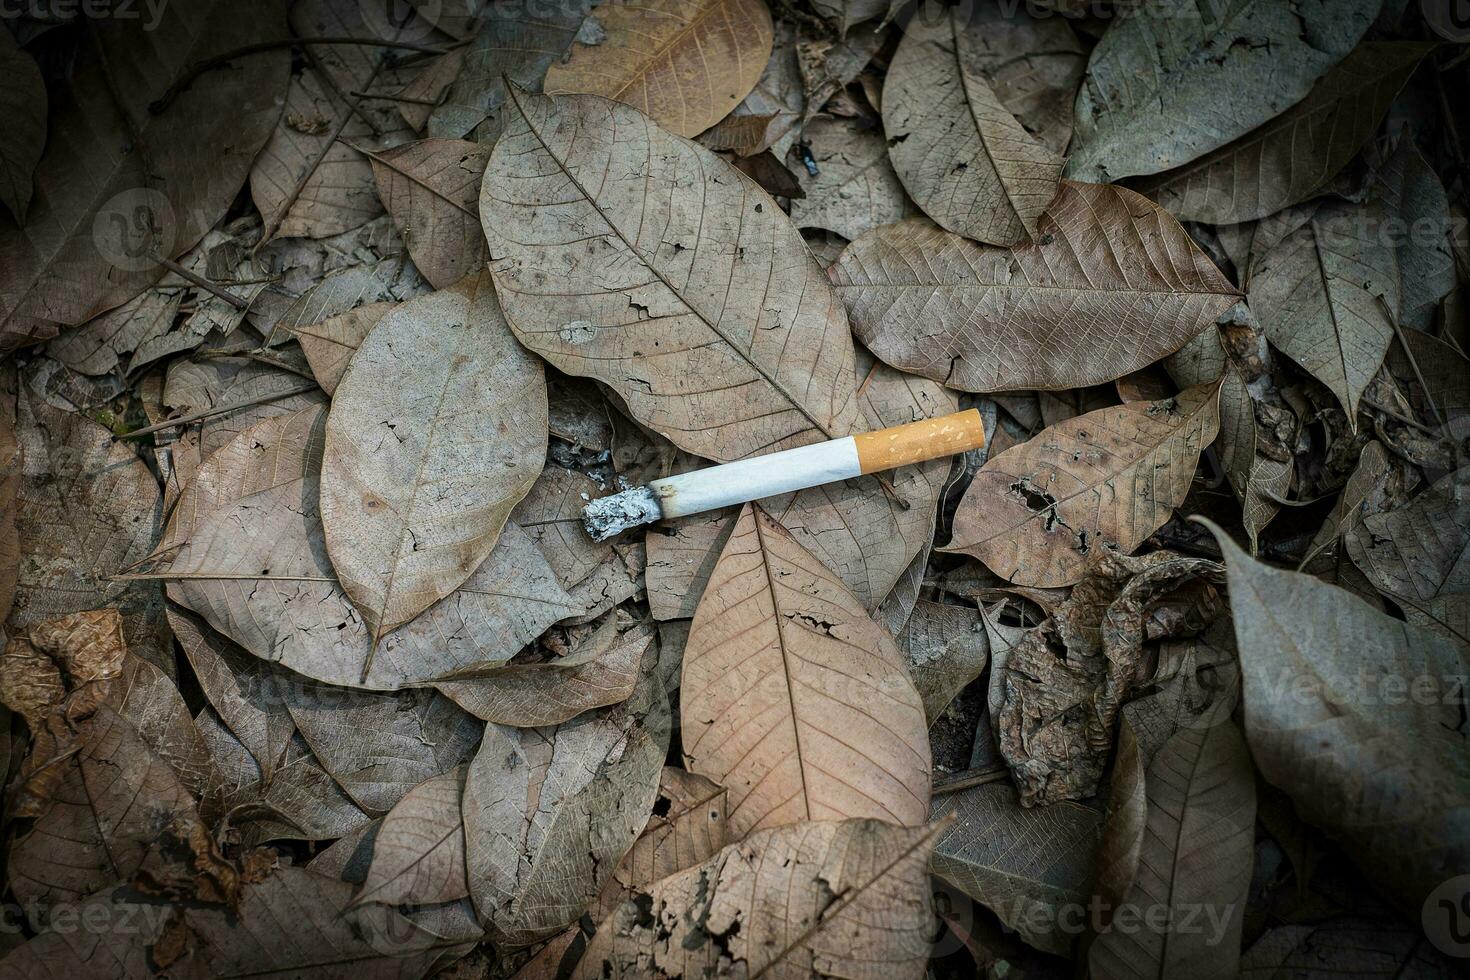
681;504;931;835
1134;43;1434;225
321;273;547;640
1345;466;1469;647
367;139;490;289
882;2;1062;246
1208;520;1470;915
1088;721;1256;980
945;383;1222;587
543;0;773;138
574;819;940;979
829;184;1239;392
1247;201;1399;422
0;0;289;351
1066;0;1375;183
482;87;860;462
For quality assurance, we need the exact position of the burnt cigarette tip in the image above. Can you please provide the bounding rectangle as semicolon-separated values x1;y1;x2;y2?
582;485;664;541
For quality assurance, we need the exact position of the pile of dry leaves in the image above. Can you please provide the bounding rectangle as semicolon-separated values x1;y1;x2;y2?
0;0;1466;975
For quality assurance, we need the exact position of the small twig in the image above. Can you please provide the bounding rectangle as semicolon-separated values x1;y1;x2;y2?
149;37;448;113
1361;394;1444;436
154;255;250;310
1389;316;1445;429
933;766;1010;797
350;89;441;106
116;384;319;439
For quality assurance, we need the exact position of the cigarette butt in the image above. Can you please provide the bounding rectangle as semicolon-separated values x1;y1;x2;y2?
583;409;986;538
853;409;986;473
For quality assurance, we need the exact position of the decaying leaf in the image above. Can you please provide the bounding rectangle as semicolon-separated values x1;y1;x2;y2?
321;273;547;640
482;87;860;462
1345;466;1469;647
575;819;941;980
1067;0;1375;183
681;504;931;835
899;599;988;724
1136;43;1434;224
788;117;912;241
0;30;45;225
882;2;1062;246
291;302;395;395
1209;520;1470;915
544;0;774;137
597;767;729;915
1247;200;1399;422
0;0;289;351
1301;440;1393;568
463;645;668;946
945;384;1222;588
367;139;491;289
830;183;1239;392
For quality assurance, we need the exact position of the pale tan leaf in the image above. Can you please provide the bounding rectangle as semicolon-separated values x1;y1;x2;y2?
321;273;547;639
574;818;940;980
1088;721;1256;980
1066;0;1375;183
292;302;394;395
543;0;773;138
788;117;912;241
435;616;651;725
355;768;469;908
1247;200;1400;421
0;31;45;224
598;767;728;915
464;648;669;946
1135;44;1434;225
367;139;490;289
680;504;931;836
1207;519;1470;914
882;2;1062;246
482;87;861;463
0;0;288;351
163;478;578;690
931;782;1100;957
945;383;1222;587
830;184;1239;392
1345;466;1470;648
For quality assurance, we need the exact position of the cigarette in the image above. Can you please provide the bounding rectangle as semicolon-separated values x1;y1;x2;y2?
582;409;986;541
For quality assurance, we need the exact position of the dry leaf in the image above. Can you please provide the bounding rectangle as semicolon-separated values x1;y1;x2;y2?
1373;136;1457;331
0;31;45;224
574;819;940;980
680;504;931;835
899;599;988;724
956;0;1083;156
1300;440;1392;568
1240;919;1461;977
830;183;1239;392
510;465;614;590
1208;519;1470;915
1066;0;1375;182
292;302;395;395
367;139;490;289
931;782;1100;956
482;86;860;462
1088;721;1256;980
0;0;288;351
1135;43;1435;225
435;616;651;725
1345;466;1469;648
355;768;469;909
945;383;1222;587
463;646;669;946
1247;200;1399;422
544;0;774;137
882;2;1062;246
321;273;547;640
788;117;912;240
597;767;729;915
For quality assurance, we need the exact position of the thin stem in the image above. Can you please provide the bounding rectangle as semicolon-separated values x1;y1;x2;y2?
932;766;1009;797
118;384;319;439
153;255;250;310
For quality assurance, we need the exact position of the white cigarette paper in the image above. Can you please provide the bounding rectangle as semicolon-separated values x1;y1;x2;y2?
583;410;986;539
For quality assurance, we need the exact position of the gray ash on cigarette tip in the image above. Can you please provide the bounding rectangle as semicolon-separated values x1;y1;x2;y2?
582;485;663;541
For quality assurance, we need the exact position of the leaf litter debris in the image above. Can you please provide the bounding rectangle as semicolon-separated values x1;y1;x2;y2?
0;0;1466;976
